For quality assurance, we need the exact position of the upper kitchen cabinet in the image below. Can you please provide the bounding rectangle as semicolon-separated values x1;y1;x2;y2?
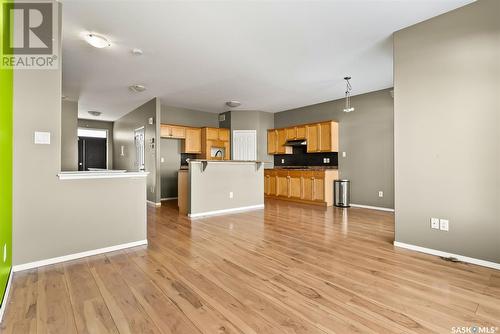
182;127;202;154
285;125;307;141
268;129;292;155
204;127;230;142
307;121;338;153
160;124;186;139
199;127;230;160
268;120;338;154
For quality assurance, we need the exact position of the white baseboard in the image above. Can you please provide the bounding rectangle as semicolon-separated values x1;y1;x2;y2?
350;203;395;212
394;241;500;270
0;269;13;323
12;239;148;273
161;197;178;201
147;200;161;207
189;204;265;219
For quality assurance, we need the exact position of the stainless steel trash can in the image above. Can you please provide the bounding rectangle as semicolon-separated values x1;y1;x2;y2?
334;180;350;207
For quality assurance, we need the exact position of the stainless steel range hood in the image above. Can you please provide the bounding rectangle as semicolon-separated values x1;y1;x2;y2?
285;139;307;146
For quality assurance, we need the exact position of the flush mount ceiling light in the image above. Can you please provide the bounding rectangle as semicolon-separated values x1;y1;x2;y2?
342;76;355;113
129;84;146;92
131;48;143;55
225;100;241;108
88;110;102;117
84;33;111;48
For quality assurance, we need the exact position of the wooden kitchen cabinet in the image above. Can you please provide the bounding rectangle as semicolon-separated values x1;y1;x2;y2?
288;171;302;199
267;120;338;154
296;126;306;139
276;170;289;197
160;124;186;139
183;127;201;153
306;124;319;152
264;170;277;196
264;169;338;206
267;130;277;154
285;127;296;141
199;127;231;160
276;129;292;154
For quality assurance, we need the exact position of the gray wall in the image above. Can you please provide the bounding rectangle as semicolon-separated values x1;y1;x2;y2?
161;105;219;127
61;100;78;171
275;89;394;209
189;162;264;215
13;5;147;265
159;104;219;199
394;0;500;263
230;111;274;166
113;98;161;203
78;119;114;169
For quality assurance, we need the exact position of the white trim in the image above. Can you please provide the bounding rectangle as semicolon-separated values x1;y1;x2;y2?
0;269;13;323
189;204;264;219
161;197;178;201
58;171;148;180
393;241;500;270
350;203;395;212
147;200;161;207
12;239;148;273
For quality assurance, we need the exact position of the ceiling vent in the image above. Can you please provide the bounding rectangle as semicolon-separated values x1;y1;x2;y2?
129;84;146;92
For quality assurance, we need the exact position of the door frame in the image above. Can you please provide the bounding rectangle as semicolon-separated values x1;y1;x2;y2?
77;127;109;169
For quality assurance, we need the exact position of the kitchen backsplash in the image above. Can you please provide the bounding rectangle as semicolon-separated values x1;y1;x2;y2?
274;146;338;167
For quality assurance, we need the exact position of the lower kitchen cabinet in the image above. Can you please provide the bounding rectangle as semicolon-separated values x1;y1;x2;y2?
264;169;338;206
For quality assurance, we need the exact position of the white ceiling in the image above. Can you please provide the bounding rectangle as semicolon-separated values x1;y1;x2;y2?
62;0;473;121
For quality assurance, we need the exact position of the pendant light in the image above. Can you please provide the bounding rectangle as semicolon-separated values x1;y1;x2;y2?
343;76;354;113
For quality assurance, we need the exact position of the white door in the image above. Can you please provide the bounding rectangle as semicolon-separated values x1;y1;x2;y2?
134;127;145;171
232;130;257;161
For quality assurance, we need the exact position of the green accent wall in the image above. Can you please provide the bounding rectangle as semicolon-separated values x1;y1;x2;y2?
0;0;13;304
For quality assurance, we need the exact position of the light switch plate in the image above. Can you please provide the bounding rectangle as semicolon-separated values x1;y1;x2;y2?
431;218;440;230
34;131;50;144
342;152;346;158
440;219;449;231
160;157;165;163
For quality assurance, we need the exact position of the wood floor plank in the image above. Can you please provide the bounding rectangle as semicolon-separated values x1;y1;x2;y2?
1;199;499;334
87;255;162;334
36;264;78;334
0;270;38;334
63;259;119;334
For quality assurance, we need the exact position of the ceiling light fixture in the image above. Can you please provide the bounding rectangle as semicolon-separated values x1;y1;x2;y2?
342;76;355;113
84;33;111;48
225;100;241;108
129;84;146;92
88;110;102;117
131;48;143;55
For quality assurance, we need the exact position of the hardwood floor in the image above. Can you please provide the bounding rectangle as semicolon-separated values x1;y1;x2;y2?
1;199;499;333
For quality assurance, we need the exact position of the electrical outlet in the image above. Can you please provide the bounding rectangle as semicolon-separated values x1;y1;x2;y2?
378;191;383;198
281;159;285;164
326;158;330;163
160;157;165;163
430;218;440;229
440;219;449;231
342;152;346;158
229;192;234;199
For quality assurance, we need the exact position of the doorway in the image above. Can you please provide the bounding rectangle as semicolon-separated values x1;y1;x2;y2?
134;127;145;171
78;128;108;171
